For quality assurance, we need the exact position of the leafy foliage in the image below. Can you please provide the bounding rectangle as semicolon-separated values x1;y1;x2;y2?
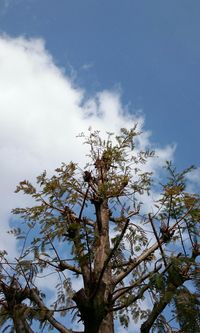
0;127;199;333
173;287;200;333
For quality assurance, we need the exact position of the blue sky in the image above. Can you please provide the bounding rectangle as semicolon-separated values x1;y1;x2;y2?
1;0;200;168
0;1;200;332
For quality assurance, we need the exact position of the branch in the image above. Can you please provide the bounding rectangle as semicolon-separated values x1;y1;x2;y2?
148;213;167;267
43;217;95;228
57;260;82;275
78;185;93;279
48;236;62;262
41;197;64;214
111;260;172;313
78;184;90;221
83;218;95;227
112;258;134;269
83;217;93;280
111;284;149;312
112;264;162;303
140;282;179;333
38;258;81;275
167;194;173;227
178;224;187;257
30;289;73;333
109;210;140;223
114;206;194;286
51;305;77;312
46;236;82;275
0;280;34;333
140;257;194;333
16;258;32;290
61;205;90;280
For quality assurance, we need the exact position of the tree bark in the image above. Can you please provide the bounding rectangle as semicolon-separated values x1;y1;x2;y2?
74;157;115;333
140;280;184;333
92;157;114;333
98;312;114;333
93;199;114;333
13;313;34;333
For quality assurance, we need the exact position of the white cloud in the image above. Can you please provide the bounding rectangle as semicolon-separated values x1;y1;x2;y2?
0;0;23;15
81;62;94;71
186;167;200;192
0;35;174;261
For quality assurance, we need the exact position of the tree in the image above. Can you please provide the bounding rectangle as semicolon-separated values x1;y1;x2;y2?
0;127;199;333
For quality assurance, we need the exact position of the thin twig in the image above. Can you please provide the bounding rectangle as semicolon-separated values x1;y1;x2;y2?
149;213;167;267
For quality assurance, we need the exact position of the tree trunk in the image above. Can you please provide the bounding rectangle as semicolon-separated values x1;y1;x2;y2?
75;158;115;333
98;312;114;333
84;314;114;333
73;198;115;333
74;284;114;333
93;199;114;333
93;158;114;333
13;314;34;333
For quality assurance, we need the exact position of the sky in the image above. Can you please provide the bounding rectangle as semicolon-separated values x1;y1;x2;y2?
0;0;200;332
0;0;199;165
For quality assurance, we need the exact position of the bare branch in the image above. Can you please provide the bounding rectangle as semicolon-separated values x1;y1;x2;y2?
111;258;134;269
109;210;140;223
38;257;82;275
111;284;149;312
112;263;162;303
57;260;82;275
148;213;167;267
41;197;64;214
